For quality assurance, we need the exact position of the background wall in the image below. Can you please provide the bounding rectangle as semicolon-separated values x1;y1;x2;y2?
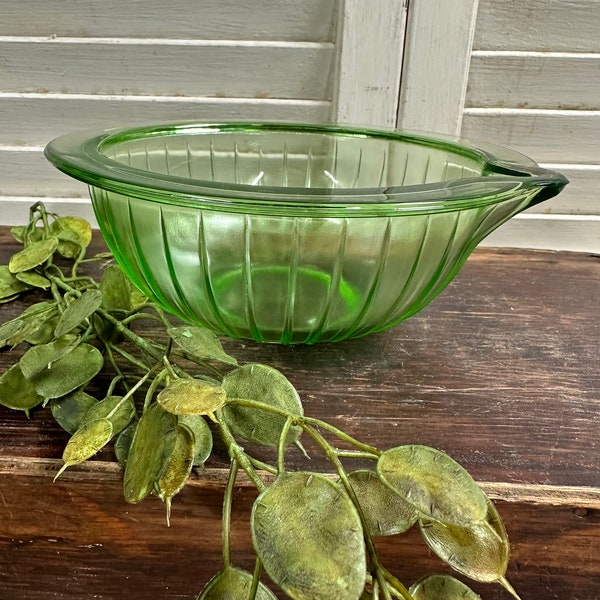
1;0;597;252
463;0;600;251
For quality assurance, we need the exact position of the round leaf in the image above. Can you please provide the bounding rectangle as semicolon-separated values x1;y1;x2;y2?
21;301;60;345
29;343;104;399
377;445;488;527
100;264;132;313
157;425;196;524
0;363;45;412
419;498;510;584
251;472;366;600
8;236;58;273
50;216;93;258
347;469;418;537
51;390;98;434
168;325;238;366
114;421;137;468
54;289;103;338
222;364;303;447
19;334;79;380
179;414;213;466
197;566;278;600
157;378;226;416
57;418;114;478
10;226;43;245
0;265;32;299
0;318;26;348
409;574;482;600
16;271;51;289
83;395;136;436
123;403;178;503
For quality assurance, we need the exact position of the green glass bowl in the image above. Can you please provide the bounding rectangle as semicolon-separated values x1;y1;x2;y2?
45;122;567;344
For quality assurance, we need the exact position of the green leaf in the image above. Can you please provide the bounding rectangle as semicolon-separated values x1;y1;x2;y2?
0;318;27;348
50;216;92;258
157;378;226;417
20;301;60;345
0;363;45;412
0;303;59;348
222;364;303;448
82;395;136;436
50;390;98;434
168;325;238;366
28;343;104;399
15;271;51;289
157;425;196;525
251;472;366;600
55;418;114;479
377;445;488;527
54;289;103;338
409;574;482;600
8;236;59;273
178;414;213;466
99;264;132;313
114;421;137;468
197;567;278;600
123;403;178;504
10;225;43;245
0;265;32;299
346;469;418;537
19;334;79;380
419;498;511;585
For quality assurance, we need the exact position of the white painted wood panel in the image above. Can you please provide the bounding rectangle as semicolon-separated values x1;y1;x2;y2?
334;0;407;127
481;214;600;253
0;95;331;146
474;0;600;52
526;166;600;215
0;197;97;228
1;40;334;100
462;109;600;163
397;0;479;135
467;52;600;110
0;0;337;42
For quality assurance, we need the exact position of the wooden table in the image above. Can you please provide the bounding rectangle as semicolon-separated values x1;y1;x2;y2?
1;228;599;599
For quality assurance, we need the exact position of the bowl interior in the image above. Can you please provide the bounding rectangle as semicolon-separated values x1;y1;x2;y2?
99;126;485;192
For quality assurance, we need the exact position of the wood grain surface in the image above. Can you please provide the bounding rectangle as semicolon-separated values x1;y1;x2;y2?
0;228;599;599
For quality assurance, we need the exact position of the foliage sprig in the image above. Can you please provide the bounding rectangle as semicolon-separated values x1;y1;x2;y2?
0;203;521;600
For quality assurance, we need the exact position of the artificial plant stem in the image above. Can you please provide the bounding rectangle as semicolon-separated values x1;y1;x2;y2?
248;557;262;600
222;459;239;567
143;369;168;412
277;416;294;475
216;413;266;493
303;424;413;600
105;367;157;421
111;343;152;372
224;398;381;457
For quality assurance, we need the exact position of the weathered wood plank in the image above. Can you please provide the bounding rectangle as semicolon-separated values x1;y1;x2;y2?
1;41;334;100
0;469;599;599
526;165;600;215
0;95;332;147
334;0;407;127
481;213;600;253
0;0;338;42
0;231;598;486
397;0;478;134
462;109;600;163
467;53;600;110
474;0;600;52
1;229;599;598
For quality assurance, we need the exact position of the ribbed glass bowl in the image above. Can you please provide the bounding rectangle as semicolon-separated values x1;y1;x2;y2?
45;122;567;344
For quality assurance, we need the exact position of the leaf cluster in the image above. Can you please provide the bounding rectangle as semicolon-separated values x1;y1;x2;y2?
0;203;522;600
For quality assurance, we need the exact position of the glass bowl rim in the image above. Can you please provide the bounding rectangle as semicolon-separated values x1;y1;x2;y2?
44;121;568;215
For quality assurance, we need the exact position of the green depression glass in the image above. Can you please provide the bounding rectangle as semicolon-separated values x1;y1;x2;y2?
45;122;567;344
